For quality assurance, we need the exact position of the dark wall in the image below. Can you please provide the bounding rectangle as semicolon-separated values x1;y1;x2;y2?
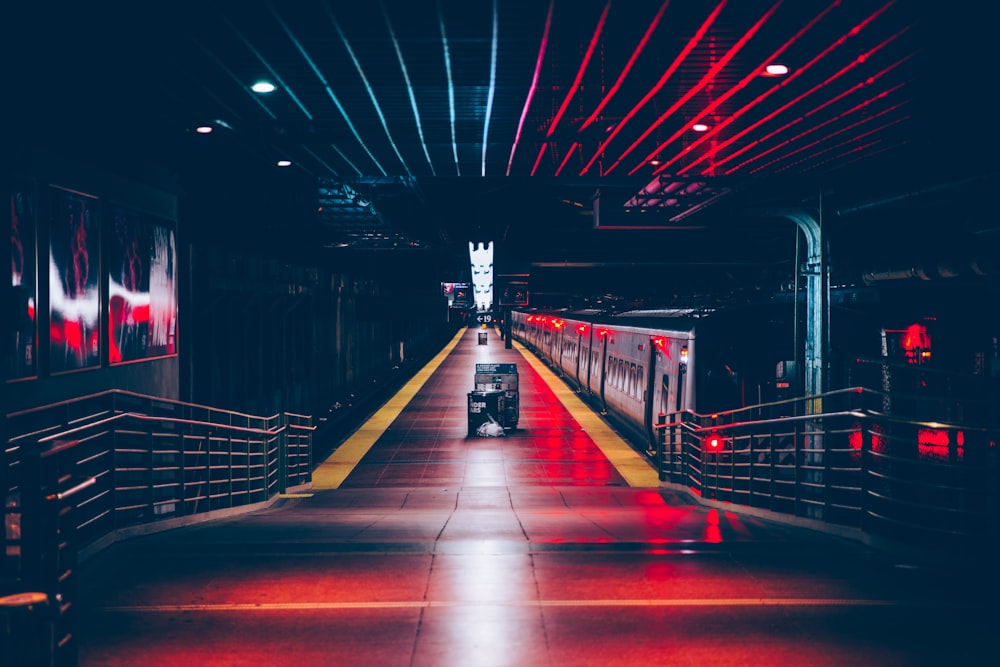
3;151;181;413
185;247;449;417
5;147;452;423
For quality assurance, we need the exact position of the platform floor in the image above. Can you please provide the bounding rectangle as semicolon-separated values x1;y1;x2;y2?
77;328;996;666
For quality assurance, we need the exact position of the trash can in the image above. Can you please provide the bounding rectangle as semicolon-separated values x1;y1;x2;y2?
474;362;519;428
478;332;488;345
0;592;54;667
467;390;505;437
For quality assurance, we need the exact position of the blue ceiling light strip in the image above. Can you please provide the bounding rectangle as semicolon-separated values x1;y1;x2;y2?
382;1;436;177
219;12;313;121
326;5;413;178
270;3;386;176
438;2;460;176
328;143;364;177
481;0;499;177
300;144;343;178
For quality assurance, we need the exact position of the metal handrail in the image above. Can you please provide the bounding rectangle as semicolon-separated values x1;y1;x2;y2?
654;389;999;556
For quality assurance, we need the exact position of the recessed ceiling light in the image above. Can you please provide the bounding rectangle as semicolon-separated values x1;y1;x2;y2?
692;123;709;132
649;158;661;166
763;63;789;76
277;160;292;167
195;126;213;134
252;81;276;93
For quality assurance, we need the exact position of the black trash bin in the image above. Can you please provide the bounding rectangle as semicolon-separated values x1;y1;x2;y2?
478;332;488;345
0;592;54;667
467;390;505;437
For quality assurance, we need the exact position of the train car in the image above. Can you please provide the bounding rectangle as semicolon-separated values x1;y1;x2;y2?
513;304;797;452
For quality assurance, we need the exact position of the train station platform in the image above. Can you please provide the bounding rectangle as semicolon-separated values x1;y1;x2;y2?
76;328;994;666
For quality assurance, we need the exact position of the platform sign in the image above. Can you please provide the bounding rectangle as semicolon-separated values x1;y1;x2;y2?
498;281;529;307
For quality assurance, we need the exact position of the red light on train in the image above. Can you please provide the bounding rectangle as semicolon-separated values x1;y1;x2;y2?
526;315;534;322
577;324;588;334
652;336;666;351
553;319;564;329
597;328;609;338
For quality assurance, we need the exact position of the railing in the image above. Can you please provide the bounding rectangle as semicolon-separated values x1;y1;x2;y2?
656;388;1000;558
4;390;313;578
3;390;314;665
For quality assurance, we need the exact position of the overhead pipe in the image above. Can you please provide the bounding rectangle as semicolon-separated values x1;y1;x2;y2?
861;257;997;284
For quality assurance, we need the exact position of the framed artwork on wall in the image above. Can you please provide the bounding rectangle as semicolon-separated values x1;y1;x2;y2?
48;186;101;373
107;204;177;363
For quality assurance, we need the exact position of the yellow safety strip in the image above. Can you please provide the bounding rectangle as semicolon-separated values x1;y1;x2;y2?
311;328;467;490
510;340;661;488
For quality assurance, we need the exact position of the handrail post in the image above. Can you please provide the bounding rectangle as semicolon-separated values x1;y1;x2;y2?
278;413;288;495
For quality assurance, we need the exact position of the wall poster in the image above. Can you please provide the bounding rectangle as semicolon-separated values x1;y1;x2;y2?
9;180;37;379
107;205;177;363
49;187;101;373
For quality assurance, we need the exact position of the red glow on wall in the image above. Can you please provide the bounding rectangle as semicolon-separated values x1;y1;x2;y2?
901;322;931;364
918;427;963;462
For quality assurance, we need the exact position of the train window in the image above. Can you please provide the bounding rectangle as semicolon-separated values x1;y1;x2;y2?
637;365;644;400
629;363;637;398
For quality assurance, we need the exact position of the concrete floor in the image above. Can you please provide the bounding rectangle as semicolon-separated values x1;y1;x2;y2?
77;328;997;666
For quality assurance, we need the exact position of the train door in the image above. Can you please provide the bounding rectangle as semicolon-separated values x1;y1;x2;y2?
597;331;609;413
642;339;658;453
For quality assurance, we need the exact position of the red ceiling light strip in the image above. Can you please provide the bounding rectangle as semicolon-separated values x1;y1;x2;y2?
554;142;580;176
627;0;840;176
578;0;671;133
668;2;903;176
603;1;781;176
782;134;890;174
722;76;908;174
762;108;908;174
578;0;727;176
807;139;905;174
530;143;549;176
546;1;611;140
508;0;555;176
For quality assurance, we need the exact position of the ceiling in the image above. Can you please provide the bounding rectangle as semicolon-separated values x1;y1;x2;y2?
8;0;999;304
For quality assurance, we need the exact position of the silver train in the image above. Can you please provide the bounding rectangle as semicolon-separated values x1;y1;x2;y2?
510;305;797;454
